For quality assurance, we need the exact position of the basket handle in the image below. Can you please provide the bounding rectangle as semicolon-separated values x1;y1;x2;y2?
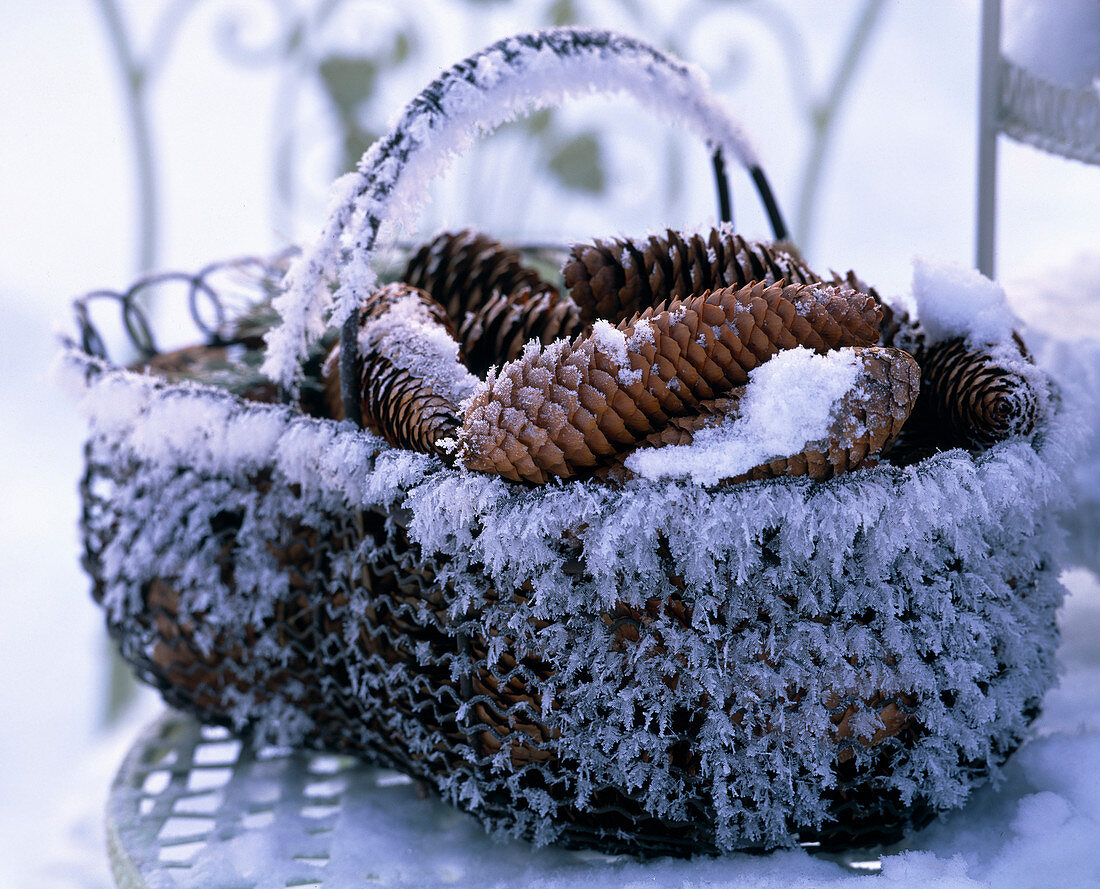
261;27;789;402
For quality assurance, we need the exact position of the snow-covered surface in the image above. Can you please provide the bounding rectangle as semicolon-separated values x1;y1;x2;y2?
624;347;861;484
2;2;1099;887
1004;0;1100;89
103;648;1100;889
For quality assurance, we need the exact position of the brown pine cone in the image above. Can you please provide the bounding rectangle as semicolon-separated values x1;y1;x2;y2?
562;228;821;324
459;281;882;484
458;284;586;377
879;305;1038;451
623;396;743;450
403;229;556;324
742;346;919;481
323;282;469;455
621;280;883;415
830;269;896;342
908;336;1038;449
605;347;920;484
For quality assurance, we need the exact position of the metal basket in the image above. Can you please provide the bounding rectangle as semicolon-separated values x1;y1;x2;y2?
69;28;1069;856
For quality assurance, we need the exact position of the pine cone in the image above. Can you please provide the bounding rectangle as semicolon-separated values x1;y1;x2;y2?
830;269;895;342
459;281;882;484
908;336;1038;448
403;229;556;324
562;228;821;324
605;347;920;484
323;282;470;455
879;306;1038;450
458;284;586;377
623;396;743;450
742;346;919;480
321;345;345;420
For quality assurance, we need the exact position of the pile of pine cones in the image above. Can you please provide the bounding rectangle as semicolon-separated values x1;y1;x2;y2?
139;228;1039;487
321;228;1038;485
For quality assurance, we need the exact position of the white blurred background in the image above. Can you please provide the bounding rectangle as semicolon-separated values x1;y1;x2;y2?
0;1;1096;885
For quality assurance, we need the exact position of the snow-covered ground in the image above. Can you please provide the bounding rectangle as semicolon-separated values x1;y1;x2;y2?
1;1;1097;886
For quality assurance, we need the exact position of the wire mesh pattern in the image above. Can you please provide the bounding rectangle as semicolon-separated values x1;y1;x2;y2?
83;457;960;857
77;333;1064;856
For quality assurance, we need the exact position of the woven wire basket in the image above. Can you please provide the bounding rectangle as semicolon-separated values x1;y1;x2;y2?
69;28;1071;856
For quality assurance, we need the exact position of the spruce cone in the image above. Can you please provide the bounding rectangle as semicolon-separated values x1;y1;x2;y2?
908;336;1038;448
323;282;471;455
830;269;895;342
880;306;1038;450
458;284;586;377
459;281;882;483
623;396;743;450
403;229;556;324
562;228;821;324
605;347;920;484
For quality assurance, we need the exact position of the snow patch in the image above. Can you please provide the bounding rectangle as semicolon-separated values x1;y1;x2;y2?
625;348;861;485
358;293;478;405
591;319;643;386
911;258;1015;348
262;28;761;389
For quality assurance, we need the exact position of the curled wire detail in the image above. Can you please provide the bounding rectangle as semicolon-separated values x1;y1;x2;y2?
70;249;299;365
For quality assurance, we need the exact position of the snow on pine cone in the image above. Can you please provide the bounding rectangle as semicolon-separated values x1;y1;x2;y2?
403;229;558;324
323;282;476;455
458;280;883;483
604;346;921;483
562;228;820;324
404;228;584;377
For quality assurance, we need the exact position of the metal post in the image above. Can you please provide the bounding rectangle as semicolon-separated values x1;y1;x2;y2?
976;0;1002;278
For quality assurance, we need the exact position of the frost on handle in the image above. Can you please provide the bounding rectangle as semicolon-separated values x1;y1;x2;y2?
261;28;759;390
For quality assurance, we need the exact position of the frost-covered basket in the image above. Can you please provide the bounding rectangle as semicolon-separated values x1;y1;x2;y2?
70;29;1072;856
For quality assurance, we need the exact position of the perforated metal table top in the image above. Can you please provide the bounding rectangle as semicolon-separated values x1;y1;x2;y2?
106;710;885;888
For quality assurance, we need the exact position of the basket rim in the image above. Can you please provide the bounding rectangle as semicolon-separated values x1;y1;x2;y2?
64;335;1071;613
